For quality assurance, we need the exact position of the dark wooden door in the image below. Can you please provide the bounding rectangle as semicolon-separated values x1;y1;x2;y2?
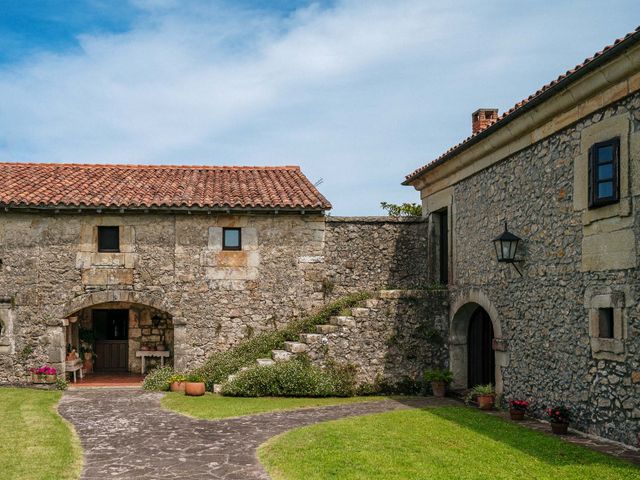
93;309;129;372
467;307;495;388
95;341;128;371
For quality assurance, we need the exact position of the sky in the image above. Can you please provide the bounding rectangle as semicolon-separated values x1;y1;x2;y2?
0;1;638;215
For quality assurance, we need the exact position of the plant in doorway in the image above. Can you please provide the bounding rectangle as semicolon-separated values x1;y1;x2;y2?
547;405;571;434
185;374;206;396
508;399;529;420
465;384;496;410
423;369;453;397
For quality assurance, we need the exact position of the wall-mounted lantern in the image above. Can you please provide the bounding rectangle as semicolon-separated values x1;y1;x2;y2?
492;222;522;276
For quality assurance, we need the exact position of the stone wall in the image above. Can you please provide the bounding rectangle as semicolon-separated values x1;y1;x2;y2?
324;217;430;296
435;92;640;446
0;212;435;383
305;289;449;385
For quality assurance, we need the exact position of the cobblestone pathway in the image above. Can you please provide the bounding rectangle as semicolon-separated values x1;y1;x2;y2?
59;389;453;480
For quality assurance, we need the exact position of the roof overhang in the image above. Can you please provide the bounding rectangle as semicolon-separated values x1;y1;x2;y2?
404;27;640;194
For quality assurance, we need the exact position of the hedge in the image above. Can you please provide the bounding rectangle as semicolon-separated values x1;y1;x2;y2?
221;357;357;397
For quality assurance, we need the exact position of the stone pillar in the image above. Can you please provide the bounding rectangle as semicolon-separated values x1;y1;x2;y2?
173;317;187;372
0;302;15;355
46;320;66;375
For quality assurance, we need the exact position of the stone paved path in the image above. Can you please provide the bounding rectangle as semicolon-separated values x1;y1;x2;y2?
59;389;455;479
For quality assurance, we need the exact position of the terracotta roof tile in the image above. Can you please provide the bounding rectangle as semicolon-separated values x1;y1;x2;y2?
404;26;640;184
0;163;331;211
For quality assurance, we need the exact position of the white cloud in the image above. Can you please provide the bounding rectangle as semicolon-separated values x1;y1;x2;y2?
0;0;638;214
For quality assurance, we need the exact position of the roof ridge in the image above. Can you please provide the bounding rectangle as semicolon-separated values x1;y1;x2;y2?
0;162;301;171
404;25;640;183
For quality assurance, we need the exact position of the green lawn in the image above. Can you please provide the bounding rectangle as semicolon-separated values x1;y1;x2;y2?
161;392;388;419
0;388;82;480
259;406;640;480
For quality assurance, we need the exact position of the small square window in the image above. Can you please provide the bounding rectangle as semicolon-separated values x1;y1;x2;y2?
588;137;620;208
98;226;120;252
598;308;614;339
222;228;241;251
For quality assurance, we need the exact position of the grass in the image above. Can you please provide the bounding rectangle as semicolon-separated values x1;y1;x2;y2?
259;406;640;480
0;387;82;480
161;392;387;419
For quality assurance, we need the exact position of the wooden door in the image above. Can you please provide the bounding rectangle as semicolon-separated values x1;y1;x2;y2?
467;307;495;388
93;309;129;372
95;340;128;371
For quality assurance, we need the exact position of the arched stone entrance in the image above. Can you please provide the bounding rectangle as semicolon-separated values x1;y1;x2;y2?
449;288;508;395
52;290;187;377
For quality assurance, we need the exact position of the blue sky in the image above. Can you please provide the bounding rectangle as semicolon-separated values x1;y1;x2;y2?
0;1;638;215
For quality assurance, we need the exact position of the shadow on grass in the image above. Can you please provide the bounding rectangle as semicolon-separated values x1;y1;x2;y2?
389;399;638;472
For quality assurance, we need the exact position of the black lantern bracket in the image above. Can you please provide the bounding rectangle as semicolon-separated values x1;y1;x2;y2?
492;222;523;276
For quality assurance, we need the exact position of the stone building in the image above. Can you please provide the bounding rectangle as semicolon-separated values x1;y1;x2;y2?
0;163;434;385
404;27;640;446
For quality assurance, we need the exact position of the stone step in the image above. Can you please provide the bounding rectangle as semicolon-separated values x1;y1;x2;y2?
329;316;357;328
256;358;275;367
351;307;370;317
316;324;338;334
272;349;294;362
284;341;308;353
300;333;323;344
364;299;382;308
213;384;223;394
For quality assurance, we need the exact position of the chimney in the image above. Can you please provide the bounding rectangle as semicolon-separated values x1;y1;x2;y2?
471;108;498;134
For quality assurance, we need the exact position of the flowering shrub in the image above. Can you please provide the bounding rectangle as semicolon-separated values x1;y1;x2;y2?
509;399;529;412
30;365;57;376
547;405;571;423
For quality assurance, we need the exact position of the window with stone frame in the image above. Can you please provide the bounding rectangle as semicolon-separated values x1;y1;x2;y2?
222;227;242;251
97;226;120;252
588;292;626;360
588;137;620;208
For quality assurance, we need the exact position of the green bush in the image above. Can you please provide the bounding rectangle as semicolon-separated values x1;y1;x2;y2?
423;369;453;383
221;357;357;397
196;292;370;391
142;366;174;391
357;375;425;396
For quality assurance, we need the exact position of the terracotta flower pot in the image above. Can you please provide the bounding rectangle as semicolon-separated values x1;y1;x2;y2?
170;381;186;392
45;374;56;383
509;409;525;421
477;394;495;410
551;422;569;435
185;382;205;396
431;381;447;398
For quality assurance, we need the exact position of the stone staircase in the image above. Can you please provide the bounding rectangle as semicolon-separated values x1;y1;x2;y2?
212;297;379;393
212;291;447;393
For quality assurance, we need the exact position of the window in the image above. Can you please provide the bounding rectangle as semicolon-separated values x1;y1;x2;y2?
598;308;614;339
97;226;120;252
589;137;620;208
222;227;241;250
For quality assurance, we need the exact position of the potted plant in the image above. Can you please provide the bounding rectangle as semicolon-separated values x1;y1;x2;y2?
547;405;571;434
169;374;186;392
466;384;496;410
424;369;453;397
30;365;57;384
509;399;529;420
184;373;206;396
79;328;96;374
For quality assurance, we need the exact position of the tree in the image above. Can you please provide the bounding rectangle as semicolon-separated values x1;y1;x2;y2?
380;201;422;217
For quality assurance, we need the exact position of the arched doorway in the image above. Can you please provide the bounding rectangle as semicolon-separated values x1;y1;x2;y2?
467;306;495;388
449;288;507;395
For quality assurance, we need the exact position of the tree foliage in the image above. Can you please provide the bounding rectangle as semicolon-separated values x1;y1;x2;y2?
380;201;422;217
